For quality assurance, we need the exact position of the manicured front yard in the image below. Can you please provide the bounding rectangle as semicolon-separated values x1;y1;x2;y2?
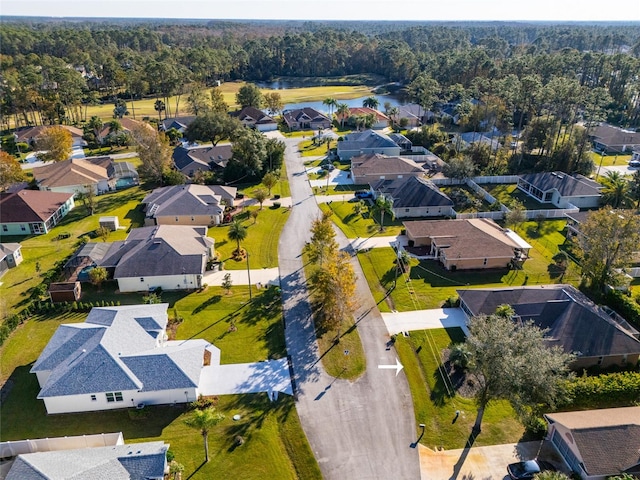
395;328;525;449
357;219;581;312
208;206;290;270
319;200;403;238
483;183;557;210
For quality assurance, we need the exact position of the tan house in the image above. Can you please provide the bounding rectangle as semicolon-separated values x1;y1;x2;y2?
142;184;237;226
544;407;640;479
403;218;531;270
14;125;87;148
351;153;425;185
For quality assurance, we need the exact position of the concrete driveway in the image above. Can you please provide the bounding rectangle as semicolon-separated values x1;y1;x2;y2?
382;308;470;336
199;359;292;398
419;440;565;480
201;267;279;287
308;167;354;187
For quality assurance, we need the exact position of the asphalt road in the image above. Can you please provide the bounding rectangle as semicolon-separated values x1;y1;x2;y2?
278;134;420;479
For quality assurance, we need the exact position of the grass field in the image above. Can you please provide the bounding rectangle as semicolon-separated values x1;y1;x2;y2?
208;206;290;270
319;200;404;238
592;152;633;168
395;328;526;449
357;219;581;312
483;184;557;210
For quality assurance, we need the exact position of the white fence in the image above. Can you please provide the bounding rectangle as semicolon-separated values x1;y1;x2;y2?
0;432;123;458
455;211;505;220
524;204;579;220
629;267;640;278
431;175;519;186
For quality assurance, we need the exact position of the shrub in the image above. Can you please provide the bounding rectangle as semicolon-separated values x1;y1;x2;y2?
272;202;281;208
561;371;640;408
604;290;640;329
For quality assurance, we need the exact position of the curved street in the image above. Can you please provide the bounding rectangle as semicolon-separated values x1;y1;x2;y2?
277;134;420;479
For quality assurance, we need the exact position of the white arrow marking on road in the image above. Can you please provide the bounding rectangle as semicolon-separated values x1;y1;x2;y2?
378;358;404;376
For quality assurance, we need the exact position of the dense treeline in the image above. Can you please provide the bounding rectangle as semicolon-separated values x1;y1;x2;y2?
1;20;640;129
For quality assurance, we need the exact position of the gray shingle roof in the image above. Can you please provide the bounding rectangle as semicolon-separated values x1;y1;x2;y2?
100;225;213;279
143;184;235;218
372;176;453;208
6;441;168;480
457;285;640;359
519;172;602;197
231;106;276;125
351;153;425;178
339;130;399;151
282;107;330;126
172;145;232;172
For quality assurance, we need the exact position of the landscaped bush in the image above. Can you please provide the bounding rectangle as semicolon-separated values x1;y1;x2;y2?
604;290;640;330
561;371;640;409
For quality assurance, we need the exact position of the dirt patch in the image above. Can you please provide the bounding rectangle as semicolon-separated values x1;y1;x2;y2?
441;348;480;398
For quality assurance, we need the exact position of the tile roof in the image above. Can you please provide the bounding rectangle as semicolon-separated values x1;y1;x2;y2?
100;225;213;278
519;172;602;197
457;285;640;359
33;158;109;188
545;407;640;476
404;218;524;259
340;107;389;122
351;153;425;178
372;176;453;208
6;441;168;480
0;190;73;223
31;304;218;400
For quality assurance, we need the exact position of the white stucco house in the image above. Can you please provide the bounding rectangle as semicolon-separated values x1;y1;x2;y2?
517;171;603;209
31;304;221;414
98;225;214;293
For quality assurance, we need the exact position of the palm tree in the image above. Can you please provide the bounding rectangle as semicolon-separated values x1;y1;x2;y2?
87;115;103;141
184;407;225;463
336;103;350;128
154;99;166;121
387;106;399;129
362;96;379;109
322;97;337;119
227;217;248;257
373;195;394;231
601;170;632;208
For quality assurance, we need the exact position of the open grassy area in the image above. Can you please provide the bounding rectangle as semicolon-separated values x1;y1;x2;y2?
357;220;581;312
208;206;290;270
319;200;404;238
395;328;525;449
0;186;148;319
298;138;336;157
592;152;632;167
0;284;319;479
483;183;557;210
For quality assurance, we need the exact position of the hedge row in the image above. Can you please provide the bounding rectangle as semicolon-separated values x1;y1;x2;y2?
0;300;121;347
605;290;640;330
562;371;640;408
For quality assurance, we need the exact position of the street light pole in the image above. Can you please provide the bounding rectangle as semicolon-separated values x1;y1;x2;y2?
246;251;252;301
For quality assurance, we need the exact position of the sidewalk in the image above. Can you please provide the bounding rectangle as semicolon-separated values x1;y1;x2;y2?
201;267;280;287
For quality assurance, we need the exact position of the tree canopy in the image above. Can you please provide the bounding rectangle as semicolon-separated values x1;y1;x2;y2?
35;126;72;162
0;151;24;191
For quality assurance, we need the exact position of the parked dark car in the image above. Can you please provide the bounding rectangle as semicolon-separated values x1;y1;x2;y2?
355;190;372;199
507;460;556;479
629;159;640;168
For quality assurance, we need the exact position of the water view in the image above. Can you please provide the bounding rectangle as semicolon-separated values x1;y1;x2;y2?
281;94;411;113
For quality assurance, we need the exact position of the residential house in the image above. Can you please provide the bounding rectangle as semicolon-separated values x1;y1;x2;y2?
6;438;169;480
395;104;433;128
30;303;221;414
282;107;331;131
0;190;75;235
172;144;232;176
456;131;500;151
231;106;278;132
96;118;147;144
517;172;602;208
372;176;455;218
99;225;214;292
338;107;389;129
160;115;196;133
337;130;401;160
403;218;531;270
64;242;114;280
544;407;640;479
457;284;640;369
590;123;640;154
142;184;236;226
0;243;23;277
350;153;425;185
387;133;412;151
14;125;87;148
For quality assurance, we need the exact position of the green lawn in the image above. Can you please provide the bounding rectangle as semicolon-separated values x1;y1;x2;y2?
0;186;148;319
483;183;558;210
236;162;291;199
319;201;403;238
0;285;320;479
298;139;336;157
395;328;525;449
208;206;290;270
357;220;581;312
592;152;632;168
440;185;492;213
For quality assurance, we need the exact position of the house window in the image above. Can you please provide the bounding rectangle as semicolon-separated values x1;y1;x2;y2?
405;209;410;213
175;217;179;222
140;277;144;282
597;356;604;366
483;258;488;265
21;225;26;231
191;216;195;221
106;392;123;403
2;225;6;232
91;394;96;401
